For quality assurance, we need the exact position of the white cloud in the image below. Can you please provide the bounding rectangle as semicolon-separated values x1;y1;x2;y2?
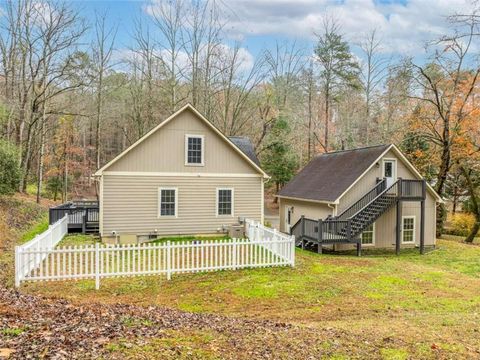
220;0;474;55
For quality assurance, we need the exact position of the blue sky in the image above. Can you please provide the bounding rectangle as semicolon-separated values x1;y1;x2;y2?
5;0;473;64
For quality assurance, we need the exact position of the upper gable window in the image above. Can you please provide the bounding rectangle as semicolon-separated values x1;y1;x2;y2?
185;135;204;166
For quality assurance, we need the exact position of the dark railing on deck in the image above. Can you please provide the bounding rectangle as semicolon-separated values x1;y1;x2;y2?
49;201;99;233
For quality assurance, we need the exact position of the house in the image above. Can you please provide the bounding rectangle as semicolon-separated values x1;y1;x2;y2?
277;144;443;254
94;104;268;243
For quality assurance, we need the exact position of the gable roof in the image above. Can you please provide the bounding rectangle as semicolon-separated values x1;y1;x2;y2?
228;136;260;166
278;144;443;204
95;104;268;178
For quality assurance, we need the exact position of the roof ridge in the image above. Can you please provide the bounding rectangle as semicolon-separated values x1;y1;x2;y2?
319;143;390;156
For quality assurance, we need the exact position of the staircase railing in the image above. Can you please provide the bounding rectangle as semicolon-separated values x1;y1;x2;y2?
337;178;386;220
348;179;400;221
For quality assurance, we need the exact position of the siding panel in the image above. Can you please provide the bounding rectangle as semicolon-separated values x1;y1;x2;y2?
107;108;257;174
102;175;262;236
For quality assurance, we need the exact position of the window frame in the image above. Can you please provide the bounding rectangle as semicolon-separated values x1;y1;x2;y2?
361;223;376;246
401;215;416;244
185;134;205;166
216;187;234;217
158;187;178;218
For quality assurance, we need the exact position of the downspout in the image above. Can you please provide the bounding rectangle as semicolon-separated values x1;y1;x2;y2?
328;203;337;217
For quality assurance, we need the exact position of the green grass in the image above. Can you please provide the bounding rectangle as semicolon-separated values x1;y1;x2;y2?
58;234;98;246
20;236;480;359
1;327;26;337
19;218;49;244
149;234;231;244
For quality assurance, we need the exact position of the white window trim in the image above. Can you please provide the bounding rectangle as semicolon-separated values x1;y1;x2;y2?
185;134;205;166
158;187;178;218
401;215;416;244
216;187;234;217
361;222;376;246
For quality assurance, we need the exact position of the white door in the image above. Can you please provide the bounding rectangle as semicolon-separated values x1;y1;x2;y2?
284;206;293;233
383;159;397;187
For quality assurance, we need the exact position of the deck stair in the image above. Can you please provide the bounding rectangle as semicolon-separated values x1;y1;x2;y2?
290;178;426;255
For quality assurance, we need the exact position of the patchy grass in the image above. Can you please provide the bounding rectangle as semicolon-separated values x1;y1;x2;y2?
149;234;230;243
57;234;98;246
21;237;480;358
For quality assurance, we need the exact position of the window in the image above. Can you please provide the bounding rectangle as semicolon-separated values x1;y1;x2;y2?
158;188;177;217
185;135;204;165
402;216;415;243
361;223;375;245
217;188;233;216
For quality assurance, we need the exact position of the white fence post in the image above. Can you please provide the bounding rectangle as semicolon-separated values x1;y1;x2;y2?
166;241;171;280
233;238;237;270
95;242;100;290
14;246;20;287
291;235;295;267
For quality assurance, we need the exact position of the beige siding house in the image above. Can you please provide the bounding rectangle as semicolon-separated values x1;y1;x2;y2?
95;104;268;242
278;144;443;254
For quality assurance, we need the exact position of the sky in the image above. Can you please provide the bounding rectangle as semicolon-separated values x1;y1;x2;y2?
4;0;476;64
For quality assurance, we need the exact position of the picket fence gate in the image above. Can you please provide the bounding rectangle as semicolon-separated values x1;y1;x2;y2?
15;219;295;289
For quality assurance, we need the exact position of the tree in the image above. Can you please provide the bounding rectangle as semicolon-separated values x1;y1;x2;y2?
314;16;360;151
408;13;480;235
0;140;21;195
359;29;389;145
261;118;298;202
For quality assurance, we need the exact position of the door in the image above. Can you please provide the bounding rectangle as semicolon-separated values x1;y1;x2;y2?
383;159;397;187
284;206;293;233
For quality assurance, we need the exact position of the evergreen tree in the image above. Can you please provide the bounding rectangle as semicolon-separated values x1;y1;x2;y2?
262;117;298;202
315;18;360;151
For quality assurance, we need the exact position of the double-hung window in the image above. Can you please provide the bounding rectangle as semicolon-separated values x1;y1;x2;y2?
361;223;375;245
158;187;177;217
217;188;233;216
185;135;204;166
402;216;415;243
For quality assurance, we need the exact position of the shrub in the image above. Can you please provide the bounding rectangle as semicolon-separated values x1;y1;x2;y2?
0;140;21;195
447;213;476;236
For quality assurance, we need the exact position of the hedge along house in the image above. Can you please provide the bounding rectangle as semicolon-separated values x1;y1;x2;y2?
94;104;268;243
278;144;443;255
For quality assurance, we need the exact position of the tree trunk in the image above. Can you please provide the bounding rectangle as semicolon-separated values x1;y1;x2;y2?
460;166;480;243
324;89;329;152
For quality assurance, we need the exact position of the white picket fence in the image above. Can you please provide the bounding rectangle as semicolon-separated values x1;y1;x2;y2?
15;219;295;289
15;215;68;286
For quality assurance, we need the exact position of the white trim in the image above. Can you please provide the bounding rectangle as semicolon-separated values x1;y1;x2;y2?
361;222;375;246
261;179;265;224
216;187;234;217
276;194;339;205
184;134;205;166
401;215;416;244
99;176;104;236
102;171;263;178
95;104;268;178
158;187;178;218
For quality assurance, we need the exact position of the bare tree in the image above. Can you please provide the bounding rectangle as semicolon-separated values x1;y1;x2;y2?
359;29;389;145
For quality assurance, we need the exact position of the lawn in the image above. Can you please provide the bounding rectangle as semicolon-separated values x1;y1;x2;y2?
20;234;480;359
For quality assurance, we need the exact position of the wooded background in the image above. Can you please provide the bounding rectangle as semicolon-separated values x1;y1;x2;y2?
1;0;480;238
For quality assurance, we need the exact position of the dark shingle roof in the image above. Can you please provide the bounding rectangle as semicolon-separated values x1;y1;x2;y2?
228;136;260;166
278;144;391;203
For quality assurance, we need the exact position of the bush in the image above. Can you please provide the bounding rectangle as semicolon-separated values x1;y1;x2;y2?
447;213;477;236
0;140;21;195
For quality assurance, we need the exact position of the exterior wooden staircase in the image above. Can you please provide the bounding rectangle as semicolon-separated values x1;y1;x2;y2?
290;178;427;256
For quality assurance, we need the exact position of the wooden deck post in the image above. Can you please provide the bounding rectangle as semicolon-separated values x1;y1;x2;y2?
420;179;426;255
317;219;323;254
356;241;362;257
301;215;305;249
396;201;402;255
